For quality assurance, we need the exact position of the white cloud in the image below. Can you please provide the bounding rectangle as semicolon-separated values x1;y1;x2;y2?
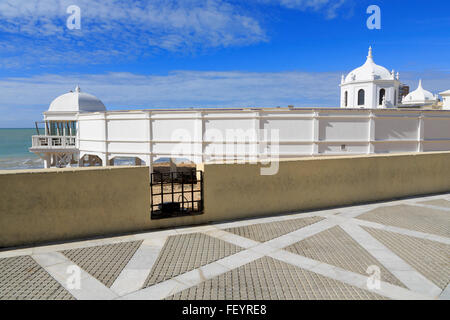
258;0;350;19
0;0;266;67
0;0;355;68
0;70;341;126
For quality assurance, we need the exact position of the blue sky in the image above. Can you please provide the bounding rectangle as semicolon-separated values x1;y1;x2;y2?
0;0;449;127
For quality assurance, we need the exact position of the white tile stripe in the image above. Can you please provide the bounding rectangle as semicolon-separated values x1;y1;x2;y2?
340;223;442;297
32;252;118;300
404;203;450;212
349;217;450;245
203;229;260;249
110;237;167;296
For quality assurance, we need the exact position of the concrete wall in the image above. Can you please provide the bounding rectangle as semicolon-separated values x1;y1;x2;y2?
0;166;151;248
202;152;450;221
1;152;450;248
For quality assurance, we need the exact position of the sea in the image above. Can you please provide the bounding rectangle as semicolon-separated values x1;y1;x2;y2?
0;128;44;170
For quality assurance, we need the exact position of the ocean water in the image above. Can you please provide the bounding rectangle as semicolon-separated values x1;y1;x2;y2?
0;129;44;170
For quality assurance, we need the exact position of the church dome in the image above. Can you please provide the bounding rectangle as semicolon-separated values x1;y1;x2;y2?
48;86;106;113
402;80;438;105
344;47;394;83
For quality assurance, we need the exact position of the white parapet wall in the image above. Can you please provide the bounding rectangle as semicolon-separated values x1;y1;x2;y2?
76;107;450;167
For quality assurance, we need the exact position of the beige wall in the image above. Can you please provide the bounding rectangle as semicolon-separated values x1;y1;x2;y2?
1;152;449;248
0;166;151;248
202;152;450;221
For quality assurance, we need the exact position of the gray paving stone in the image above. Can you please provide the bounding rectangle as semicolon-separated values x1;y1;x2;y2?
143;233;242;288
0;256;74;300
363;227;450;290
284;226;406;288
62;240;143;288
224;216;324;242
166;257;387;300
357;205;450;238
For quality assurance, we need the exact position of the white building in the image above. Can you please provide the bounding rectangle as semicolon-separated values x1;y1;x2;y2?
30;86;106;168
402;80;439;107
440;90;450;109
340;47;400;109
29;49;450;170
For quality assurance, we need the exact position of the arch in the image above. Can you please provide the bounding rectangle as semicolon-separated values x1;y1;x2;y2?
379;89;386;105
358;89;365;106
108;156;146;166
344;91;348;107
79;154;102;167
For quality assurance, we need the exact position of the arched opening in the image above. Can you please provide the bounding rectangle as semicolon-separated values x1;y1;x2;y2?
79;154;102;167
108;157;146;166
379;89;386;105
394;90;397;106
358;89;365;106
344;91;348;107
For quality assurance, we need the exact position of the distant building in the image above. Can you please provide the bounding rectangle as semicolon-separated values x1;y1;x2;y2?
399;84;410;104
440;90;450;109
340;47;400;109
402;80;439;107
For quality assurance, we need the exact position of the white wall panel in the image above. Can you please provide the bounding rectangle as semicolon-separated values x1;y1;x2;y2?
108;120;148;141
319;119;369;141
375;118;418;141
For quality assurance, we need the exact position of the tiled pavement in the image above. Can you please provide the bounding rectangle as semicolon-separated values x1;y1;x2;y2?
0;193;449;300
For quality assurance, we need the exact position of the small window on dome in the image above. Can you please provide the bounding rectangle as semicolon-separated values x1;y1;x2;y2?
358;89;365;106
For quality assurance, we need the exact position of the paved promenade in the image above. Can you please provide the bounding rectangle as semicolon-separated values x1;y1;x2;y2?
1;193;449;300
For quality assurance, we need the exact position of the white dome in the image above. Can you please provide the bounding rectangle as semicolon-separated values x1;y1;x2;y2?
344;47;393;83
48;86;106;113
402;80;438;105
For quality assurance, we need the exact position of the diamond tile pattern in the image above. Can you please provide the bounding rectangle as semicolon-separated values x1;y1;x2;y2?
166;257;387;300
0;256;74;300
284;226;406;287
62;240;143;288
357;205;450;238
143;233;242;288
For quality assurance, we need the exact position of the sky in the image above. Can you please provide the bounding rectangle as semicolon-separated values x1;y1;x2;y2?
0;0;449;127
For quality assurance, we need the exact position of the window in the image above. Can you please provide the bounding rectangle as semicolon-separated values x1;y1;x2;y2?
344;91;348;107
358;89;365;106
394;90;397;106
379;89;386;105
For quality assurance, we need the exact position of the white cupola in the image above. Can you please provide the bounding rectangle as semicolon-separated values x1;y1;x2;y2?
402;80;439;106
340;47;401;109
48;86;106;113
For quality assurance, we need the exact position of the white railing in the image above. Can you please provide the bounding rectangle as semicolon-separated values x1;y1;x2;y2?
31;135;77;149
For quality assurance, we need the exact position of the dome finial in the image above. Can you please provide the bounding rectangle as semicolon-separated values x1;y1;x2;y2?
418;79;423;89
75;85;81;93
367;46;373;59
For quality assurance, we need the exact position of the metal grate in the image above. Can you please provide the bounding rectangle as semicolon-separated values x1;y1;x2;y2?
150;170;204;219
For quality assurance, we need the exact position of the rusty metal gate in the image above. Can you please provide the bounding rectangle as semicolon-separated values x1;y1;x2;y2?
150;170;204;219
